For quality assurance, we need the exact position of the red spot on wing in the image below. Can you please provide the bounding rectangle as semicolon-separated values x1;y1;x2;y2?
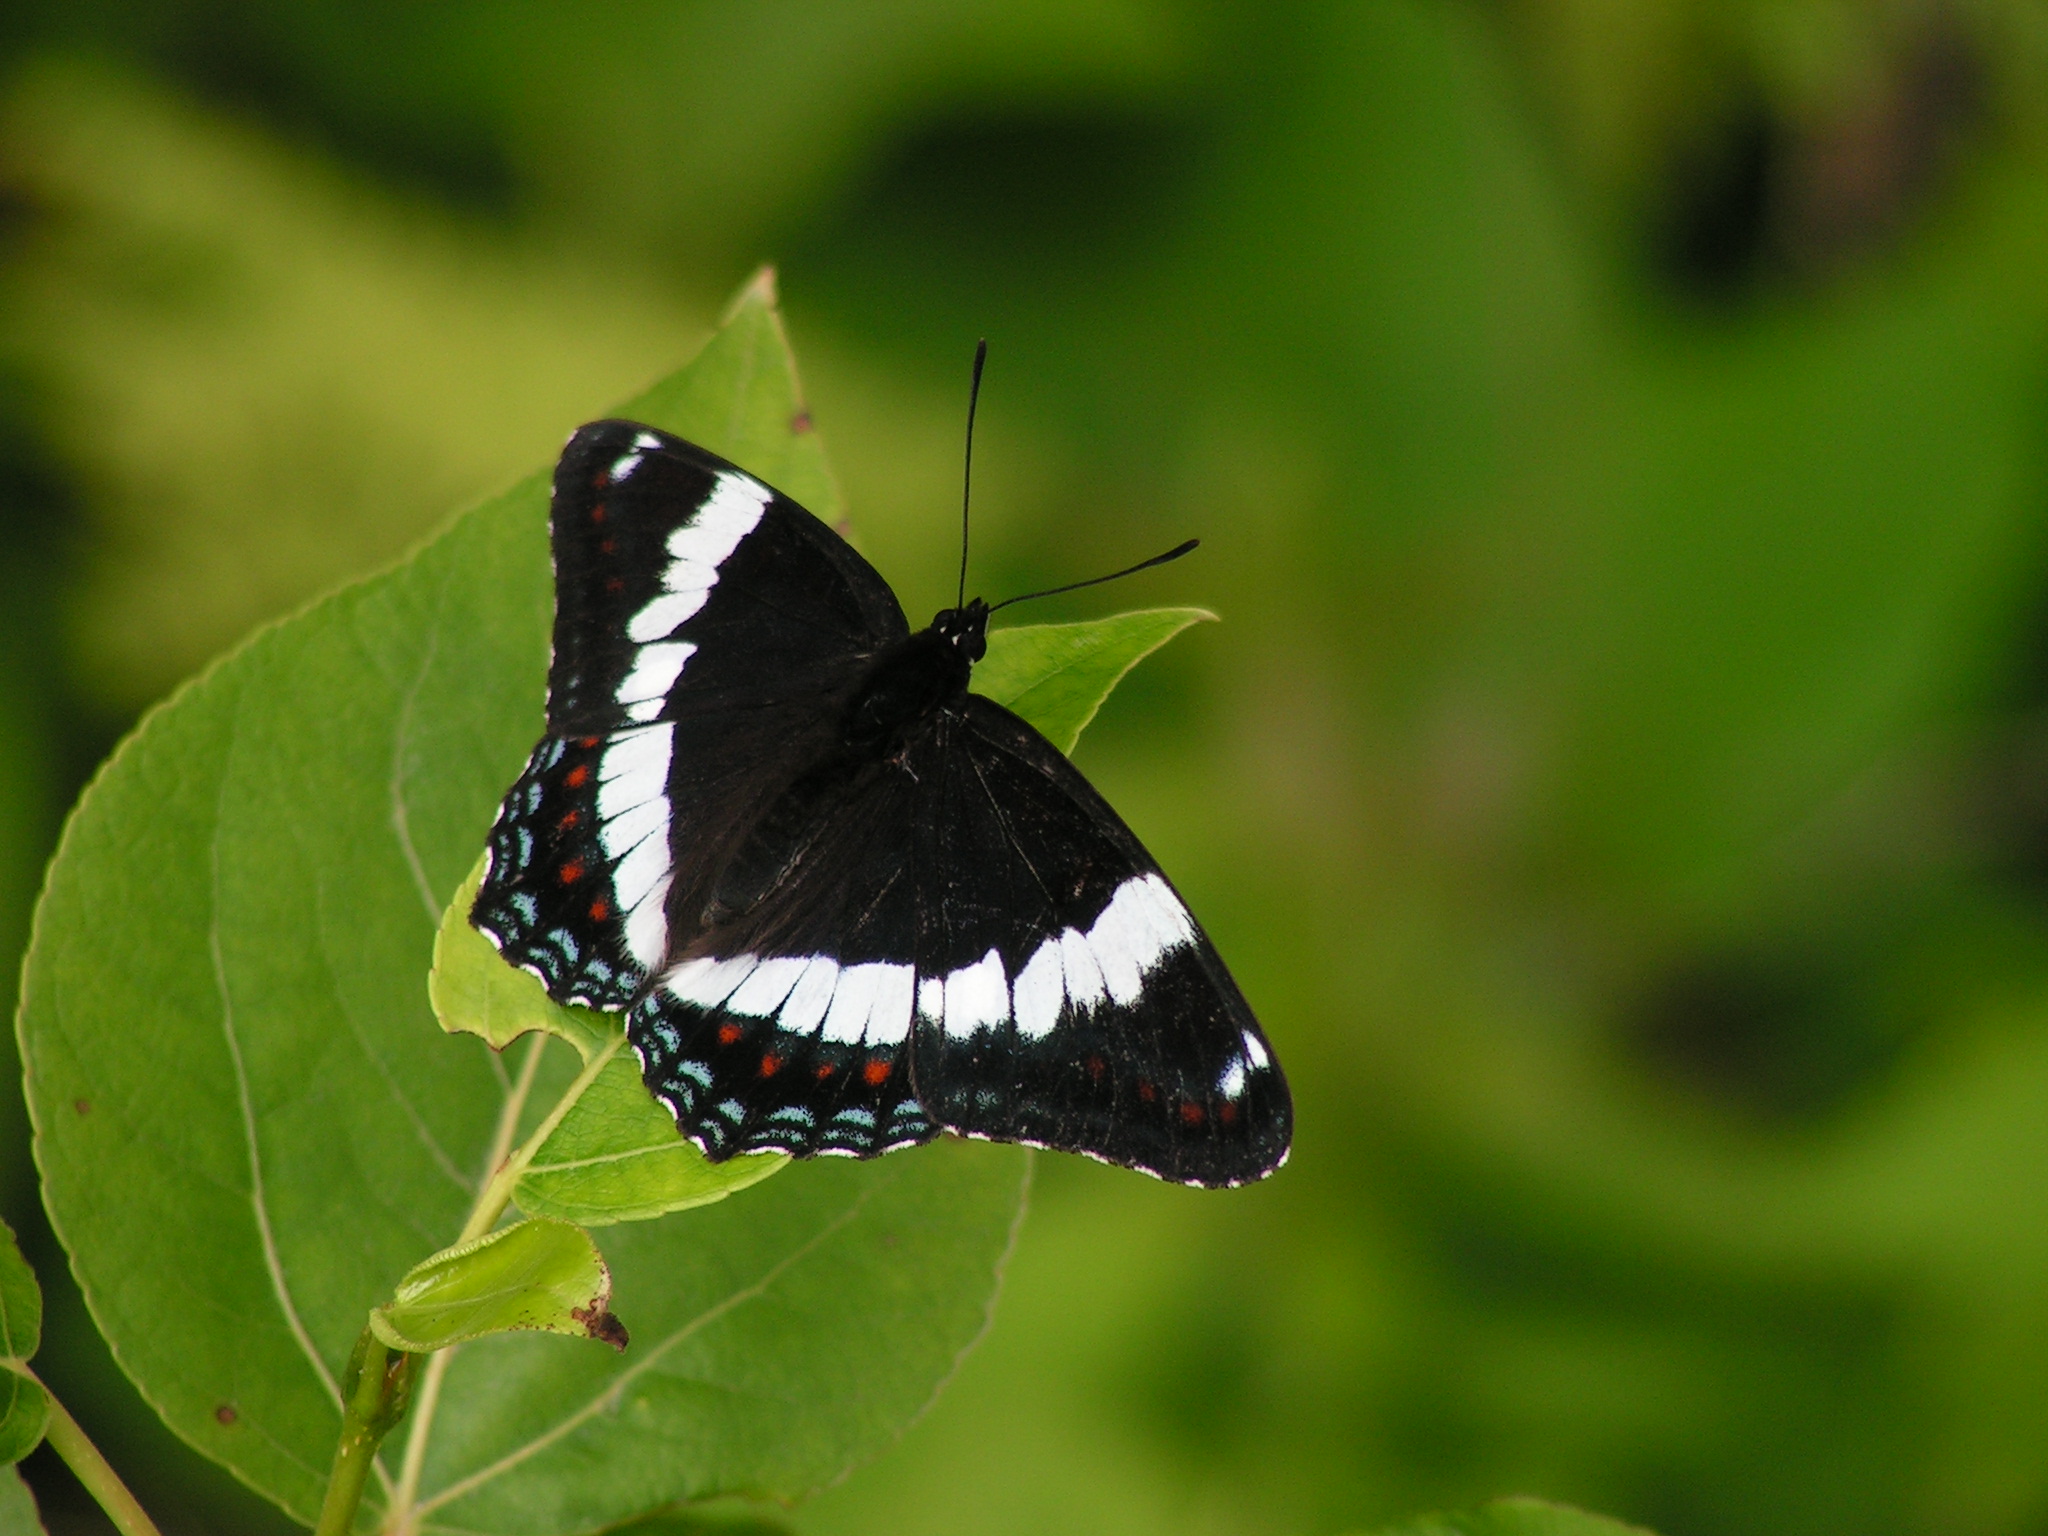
558;809;581;829
1178;1100;1206;1126
1086;1054;1106;1082
815;1062;836;1079
862;1058;892;1086
564;764;590;788
578;736;600;748
1219;1100;1239;1125
1137;1079;1157;1103
558;859;586;884
599;538;616;555
591;504;607;523
589;898;610;921
759;1053;782;1077
605;576;625;593
718;1023;743;1045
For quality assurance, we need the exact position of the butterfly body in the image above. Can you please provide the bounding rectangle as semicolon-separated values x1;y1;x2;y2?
474;420;1291;1187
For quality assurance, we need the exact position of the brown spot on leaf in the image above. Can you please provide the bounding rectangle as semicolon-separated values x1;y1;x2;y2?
573;1306;630;1352
73;1098;89;1115
790;410;813;434
214;1404;238;1425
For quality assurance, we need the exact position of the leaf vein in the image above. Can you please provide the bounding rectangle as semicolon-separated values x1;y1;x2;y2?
389;623;444;926
210;830;395;1500
412;1172;894;1518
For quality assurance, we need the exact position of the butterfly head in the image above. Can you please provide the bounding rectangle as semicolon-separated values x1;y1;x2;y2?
930;599;990;665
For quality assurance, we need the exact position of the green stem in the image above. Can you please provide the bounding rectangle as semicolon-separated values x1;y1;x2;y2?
314;1331;415;1536
457;1031;623;1245
17;1371;164;1536
379;1028;622;1535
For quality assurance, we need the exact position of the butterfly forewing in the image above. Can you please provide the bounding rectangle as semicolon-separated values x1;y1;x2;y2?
474;422;907;1008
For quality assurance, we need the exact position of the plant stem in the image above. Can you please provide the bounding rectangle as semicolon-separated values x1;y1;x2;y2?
458;1030;623;1245
314;1331;415;1536
380;1027;622;1535
8;1367;166;1536
388;1031;549;1529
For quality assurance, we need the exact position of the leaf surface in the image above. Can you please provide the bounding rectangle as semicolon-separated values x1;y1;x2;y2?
513;1047;786;1227
973;608;1214;754
17;270;1029;1533
0;1224;43;1465
1362;1499;1659;1536
370;1218;624;1354
0;1466;44;1536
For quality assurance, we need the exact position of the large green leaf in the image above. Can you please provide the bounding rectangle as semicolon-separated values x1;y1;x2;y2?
370;1218;624;1354
1362;1500;1658;1536
0;1222;44;1465
972;608;1214;755
0;1466;44;1536
17;271;1029;1534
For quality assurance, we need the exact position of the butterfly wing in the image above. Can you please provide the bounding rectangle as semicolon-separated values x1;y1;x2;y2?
623;686;1290;1186
473;421;909;1009
906;695;1291;1188
627;729;939;1158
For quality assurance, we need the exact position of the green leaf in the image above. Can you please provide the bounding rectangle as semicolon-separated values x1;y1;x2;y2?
0;1391;40;1477
0;1221;39;1368
514;1048;787;1227
972;607;1214;755
603;1504;794;1536
370;1217;625;1354
1361;1499;1660;1536
19;268;1030;1532
0;1223;46;1465
437;853;787;1226
0;1465;46;1536
431;854;613;1062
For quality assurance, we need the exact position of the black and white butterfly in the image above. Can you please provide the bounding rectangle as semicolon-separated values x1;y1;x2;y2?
472;415;1291;1187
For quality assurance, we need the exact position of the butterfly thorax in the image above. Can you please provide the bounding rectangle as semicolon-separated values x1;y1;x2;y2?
842;599;989;753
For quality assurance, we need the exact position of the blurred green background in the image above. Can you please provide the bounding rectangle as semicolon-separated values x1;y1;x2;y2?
6;2;2048;1533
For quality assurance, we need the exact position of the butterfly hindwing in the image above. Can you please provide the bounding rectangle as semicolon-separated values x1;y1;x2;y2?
626;735;939;1158
474;422;908;1008
906;697;1290;1187
622;688;1289;1185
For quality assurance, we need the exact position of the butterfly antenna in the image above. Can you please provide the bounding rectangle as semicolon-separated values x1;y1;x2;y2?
987;538;1200;613
958;338;988;611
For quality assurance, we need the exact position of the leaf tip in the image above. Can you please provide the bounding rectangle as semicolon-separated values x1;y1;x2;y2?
728;264;780;318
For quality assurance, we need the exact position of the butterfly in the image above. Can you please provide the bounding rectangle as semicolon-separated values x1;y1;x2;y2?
471;412;1291;1187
